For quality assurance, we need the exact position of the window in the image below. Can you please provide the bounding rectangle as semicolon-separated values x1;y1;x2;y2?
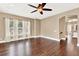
5;18;30;41
18;21;23;35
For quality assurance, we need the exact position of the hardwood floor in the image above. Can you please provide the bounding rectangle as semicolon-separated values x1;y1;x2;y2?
0;37;79;56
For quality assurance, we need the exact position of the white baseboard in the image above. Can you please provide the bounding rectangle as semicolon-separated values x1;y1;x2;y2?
0;35;60;43
61;38;66;40
30;36;60;42
29;36;40;38
0;36;40;43
40;36;60;42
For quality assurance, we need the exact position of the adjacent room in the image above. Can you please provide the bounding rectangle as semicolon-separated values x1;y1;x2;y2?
0;3;79;56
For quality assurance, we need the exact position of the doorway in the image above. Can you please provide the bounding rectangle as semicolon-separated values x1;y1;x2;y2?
66;18;78;43
59;15;78;42
59;16;66;40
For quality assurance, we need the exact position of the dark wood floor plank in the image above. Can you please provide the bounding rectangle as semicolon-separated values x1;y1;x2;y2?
0;37;79;56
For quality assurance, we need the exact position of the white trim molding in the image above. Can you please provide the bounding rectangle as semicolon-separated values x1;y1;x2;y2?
61;38;66;40
40;36;60;42
29;36;40;38
0;36;40;43
0;35;60;43
30;36;60;42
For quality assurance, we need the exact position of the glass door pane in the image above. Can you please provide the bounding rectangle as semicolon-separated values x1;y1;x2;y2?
9;19;14;40
18;21;23;38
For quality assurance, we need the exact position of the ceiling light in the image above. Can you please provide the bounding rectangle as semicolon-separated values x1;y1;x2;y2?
37;9;43;12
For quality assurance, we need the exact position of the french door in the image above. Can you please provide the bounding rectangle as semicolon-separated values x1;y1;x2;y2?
5;18;30;41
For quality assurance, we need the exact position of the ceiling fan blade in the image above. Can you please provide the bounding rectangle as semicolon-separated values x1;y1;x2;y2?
42;3;46;7
43;8;52;11
38;4;41;8
28;4;37;8
40;11;43;15
31;10;37;13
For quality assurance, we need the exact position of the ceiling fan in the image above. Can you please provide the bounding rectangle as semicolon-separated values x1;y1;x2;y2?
28;3;52;15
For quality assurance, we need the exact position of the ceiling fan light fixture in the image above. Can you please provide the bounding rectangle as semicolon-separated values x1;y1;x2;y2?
37;8;43;12
28;3;52;15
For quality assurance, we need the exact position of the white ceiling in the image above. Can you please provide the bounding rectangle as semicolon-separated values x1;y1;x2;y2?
0;3;79;19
